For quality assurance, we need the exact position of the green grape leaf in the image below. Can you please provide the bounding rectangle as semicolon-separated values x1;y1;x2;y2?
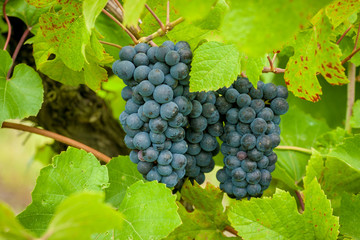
327;134;360;169
172;0;217;22
82;0;108;32
6;0;49;27
167;181;237;240
105;155;143;207
273;106;330;189
95;181;181;240
326;0;360;27
314;127;351;154
221;0;330;57
241;55;267;86
17;147;109;236
338;193;360;239
25;0;55;8
0;203;34;240
339;36;360;66
123;0;147;26
350;100;360;128
303;150;324;187
189;41;241;92
194;0;229;30
284;13;348;102
42;192;123;240
0;50;43;125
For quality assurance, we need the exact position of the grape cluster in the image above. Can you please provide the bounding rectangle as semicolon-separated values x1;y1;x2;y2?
113;40;194;187
216;77;289;199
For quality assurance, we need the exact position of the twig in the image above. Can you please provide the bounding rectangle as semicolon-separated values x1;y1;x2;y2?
354;24;360;51
148;40;158;47
102;9;138;44
341;47;360;65
138;17;184;43
166;1;170;25
262;67;285;73
267;55;274;71
145;4;165;32
275;145;312;155
99;40;122;49
336;25;353;45
2;121;111;163
113;0;124;12
2;0;11;50
345;62;356;133
224;226;239;237
295;190;305;212
7;27;32;80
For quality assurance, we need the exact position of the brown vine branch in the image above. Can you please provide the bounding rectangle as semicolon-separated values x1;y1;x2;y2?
345;62;356;133
166;1;170;25
102;9;138;44
262;67;285;73
267;55;274;71
1;121;111;163
2;0;11;50
145;4;165;31
341;47;360;65
7;27;32;80
275;145;312;155
354;24;360;51
224;225;239;237
336;25;353;45
99;40;122;49
295;190;305;212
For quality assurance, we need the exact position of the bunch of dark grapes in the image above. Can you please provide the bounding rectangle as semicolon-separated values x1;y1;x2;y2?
113;40;194;187
216;77;289;199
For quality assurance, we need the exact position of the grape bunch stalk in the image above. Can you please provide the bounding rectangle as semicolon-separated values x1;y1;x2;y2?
216;78;289;199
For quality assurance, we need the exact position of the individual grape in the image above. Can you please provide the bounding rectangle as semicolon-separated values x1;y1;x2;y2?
165;127;185;142
273;115;281;125
164;140;172;150
268;133;281;148
138;80;155;97
257;107;274;121
202;103;217;118
149;117;168;133
119;46;136;61
168;113;185;128
165;50;180;66
189;100;202;118
126;113;144;130
236;93;251;108
234;77;251;93
267;152;277;165
121;86;133;100
232;167;246;181
153;84;173;103
220;143;238;156
196;92;208;103
221;180;234;195
137;161;153;175
147;46;158;63
171;154;187;170
247;183;262;196
143;100;160;118
241;134;256;150
186;129;203;143
133;132;151;150
141;123;150;132
259;169;272;186
153;62;170;75
131;86;145;104
160;101;179;120
124;135;135;149
170;140;188;154
130;150;140;164
174;96;193;115
201;159;215;173
133;65;151;82
263;83;277;100
249;85;263;99
200;134;218;152
257;155;269;169
149;132;166;144
239;107;256;123
173;84;184;97
170;63;189;80
237;151;247;160
155;45;171;62
146;167;162;182
119;111;129;126
223;123;236;133
125;99;140;114
277;85;288;99
250;99;265;113
232;179;248;188
226;108;239;124
143;147;159;162
246;169;261;184
123;125;140;138
274;125;281;135
158;165;173;176
162;40;175;50
187;166;201;178
148;69;165;85
266;164;276;172
250;118;267;135
225;88;240;103
178;48;192;64
266;121;275;134
157;150;173;165
187;143;201;155
233;187;247;199
236;122;251;135
216;96;232;115
224;155;241;169
112;60;135;80
241;159;257;172
207;122;224;137
247;148;264;162
176;168;186;179
164;74;178;89
270;97;289;115
190;116;207;132
225;132;242;148
133;53;149;66
174;41;190;50
256;135;272;152
134;43;150;53
196;151;212;167
153;143;164;151
216;168;228;183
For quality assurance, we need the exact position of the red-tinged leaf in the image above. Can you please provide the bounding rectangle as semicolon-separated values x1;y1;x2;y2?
326;0;360;27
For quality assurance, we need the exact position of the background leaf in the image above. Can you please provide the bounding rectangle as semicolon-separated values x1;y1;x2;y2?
123;0;147;26
350;100;360;128
338;193;360;239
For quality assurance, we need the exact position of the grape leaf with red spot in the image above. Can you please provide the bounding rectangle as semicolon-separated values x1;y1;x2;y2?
284;13;348;102
325;0;360;27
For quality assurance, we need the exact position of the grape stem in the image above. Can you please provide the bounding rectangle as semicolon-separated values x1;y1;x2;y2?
267;55;274;71
262;67;285;73
345;62;356;133
1;121;111;163
113;0;124;12
145;3;166;32
7;27;32;80
166;1;170;25
99;40;122;49
224;225;239;237
336;25;353;45
2;0;11;51
275;146;312;155
295;190;305;212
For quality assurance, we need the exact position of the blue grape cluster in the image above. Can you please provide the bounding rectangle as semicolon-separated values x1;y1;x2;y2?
113;41;194;188
216;77;289;199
